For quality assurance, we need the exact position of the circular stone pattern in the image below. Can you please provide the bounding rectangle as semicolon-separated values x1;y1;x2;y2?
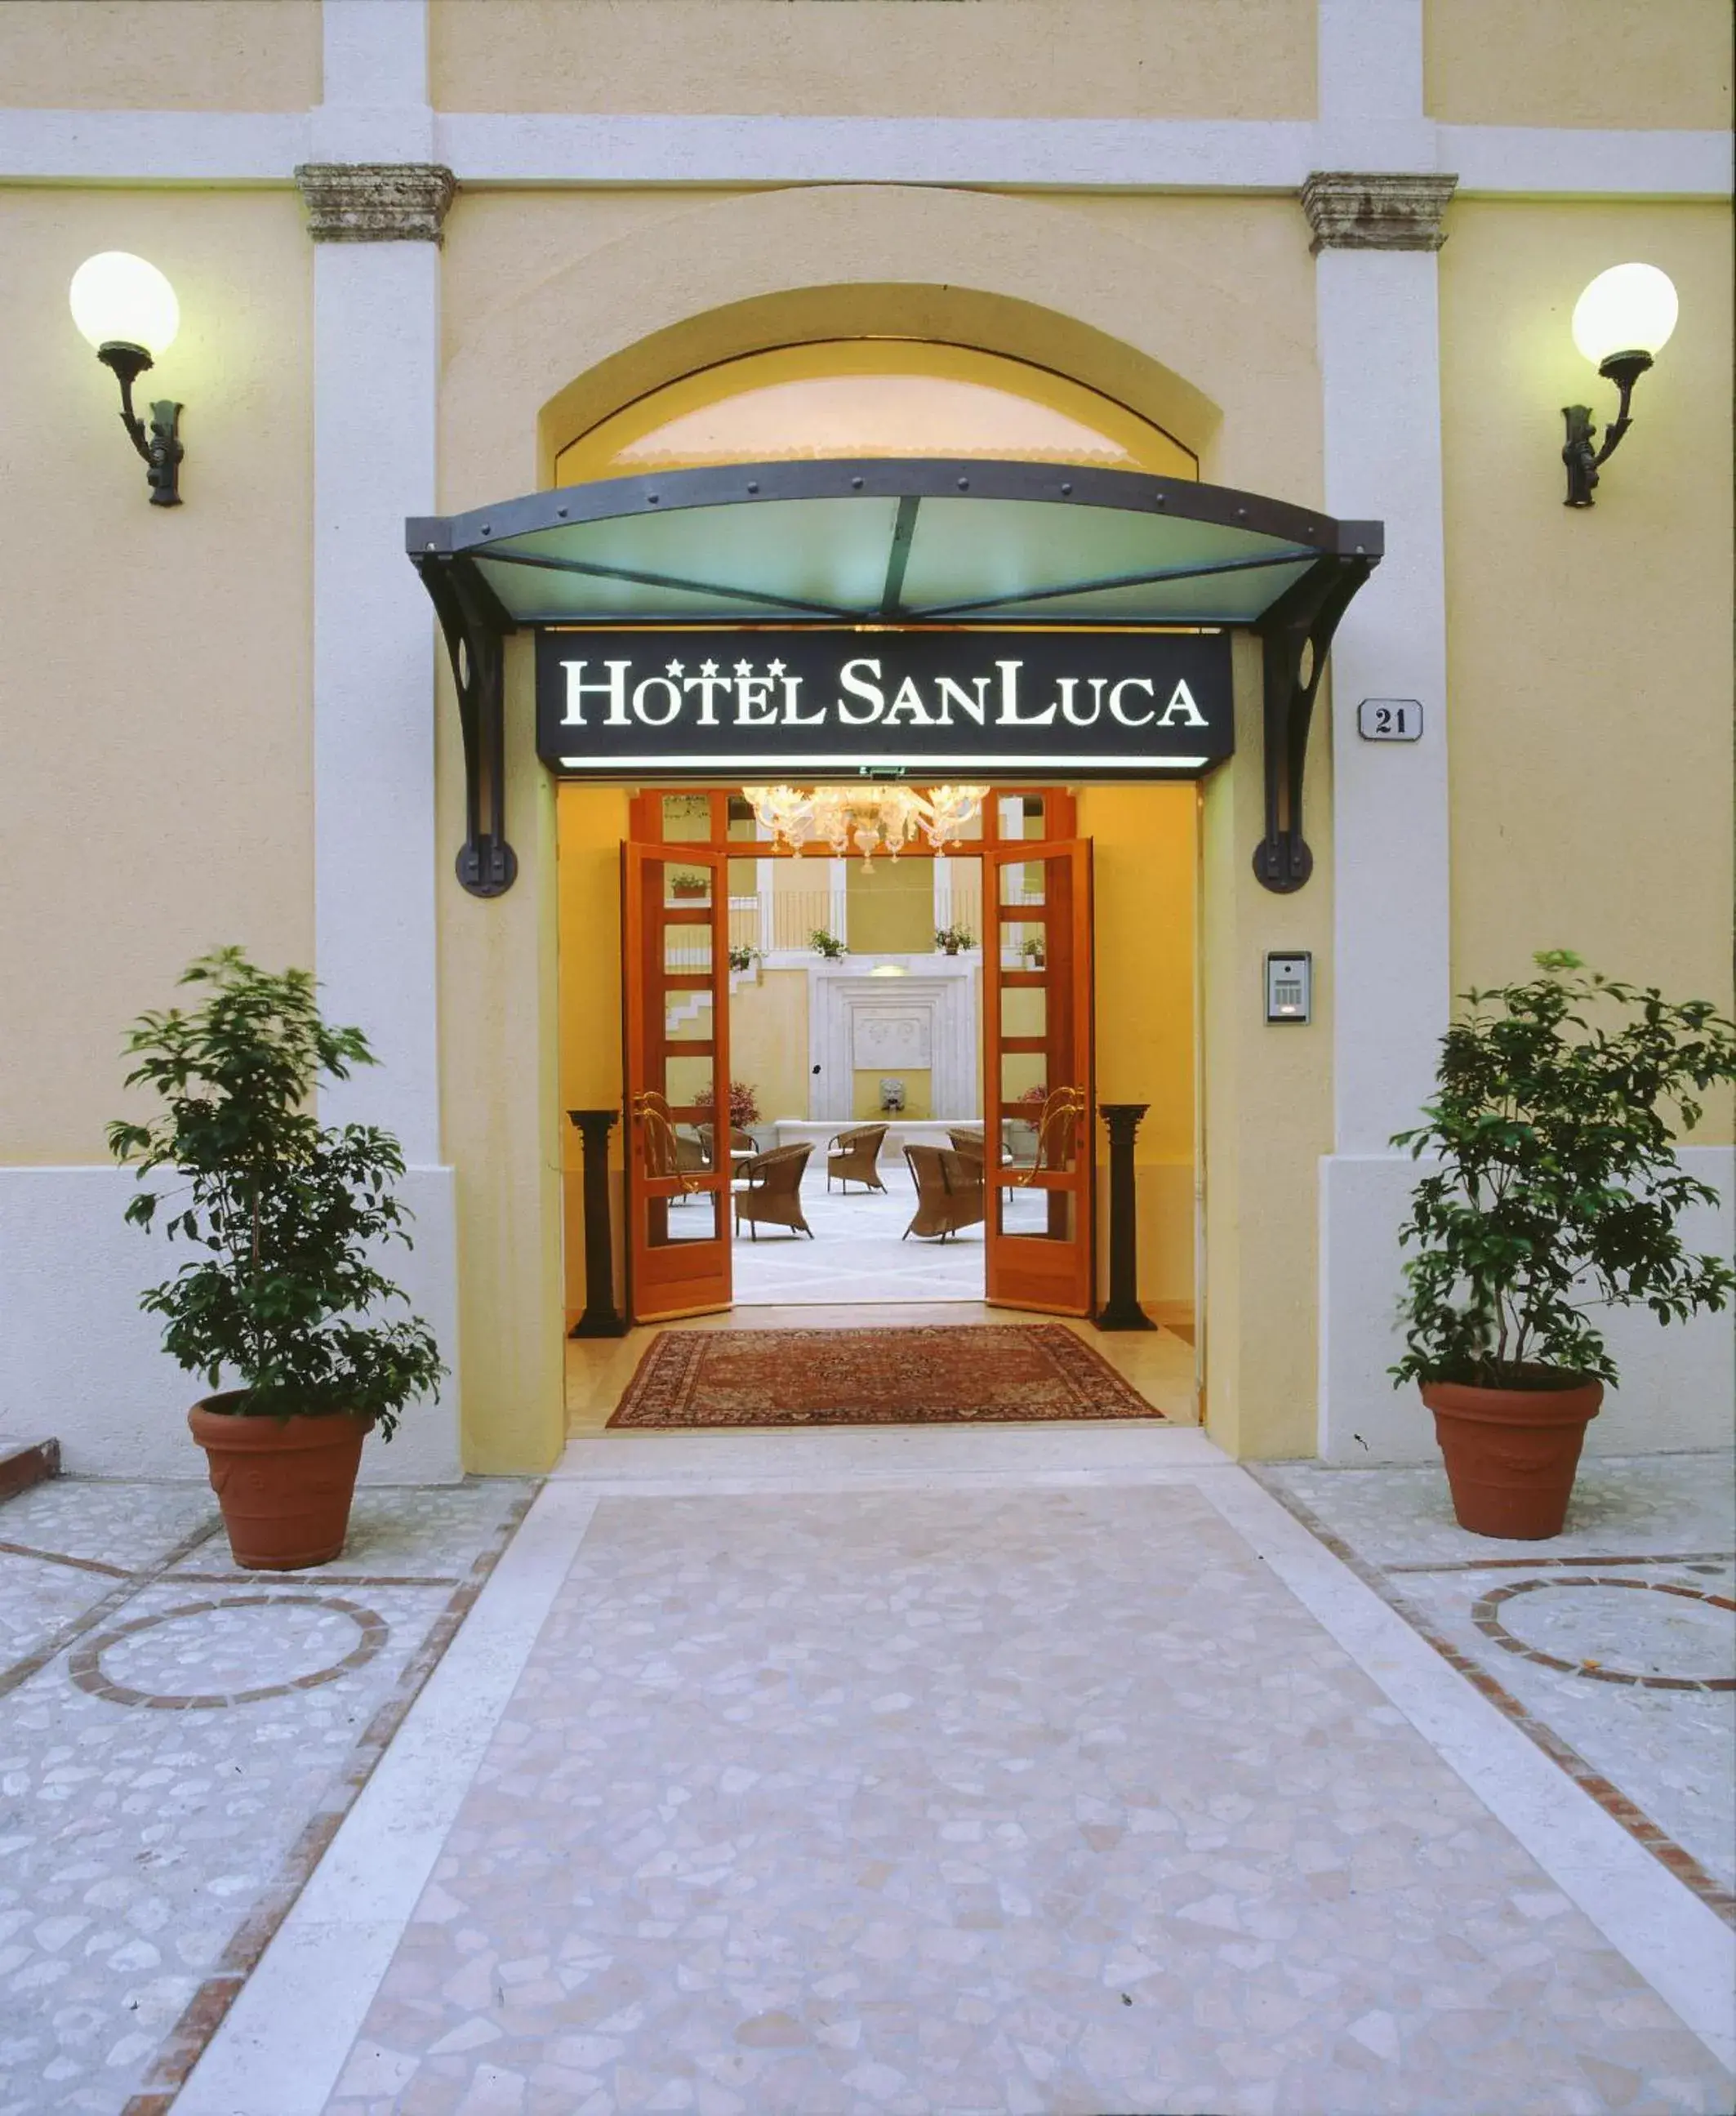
1472;1577;1736;1691
70;1594;387;1709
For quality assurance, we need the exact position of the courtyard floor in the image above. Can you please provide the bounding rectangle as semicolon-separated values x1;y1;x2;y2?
0;1433;1730;2115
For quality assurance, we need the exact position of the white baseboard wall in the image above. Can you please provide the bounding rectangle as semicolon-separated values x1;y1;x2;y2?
1319;1147;1735;1464
0;1165;462;1483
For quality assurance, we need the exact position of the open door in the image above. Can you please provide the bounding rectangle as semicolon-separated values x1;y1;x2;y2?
983;839;1095;1316
622;843;732;1321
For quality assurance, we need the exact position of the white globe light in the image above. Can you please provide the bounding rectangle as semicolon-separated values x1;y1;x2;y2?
69;252;180;358
1571;263;1678;368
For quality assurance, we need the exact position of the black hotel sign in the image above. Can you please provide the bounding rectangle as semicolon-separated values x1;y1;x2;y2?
535;629;1233;777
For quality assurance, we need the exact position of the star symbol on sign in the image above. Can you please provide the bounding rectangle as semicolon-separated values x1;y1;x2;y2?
700;660;719;678
767;659;786;678
665;660;686;679
733;661;753;678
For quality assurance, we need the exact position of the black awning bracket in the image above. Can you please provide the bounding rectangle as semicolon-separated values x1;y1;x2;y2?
417;551;519;899
405;463;1384;901
1251;549;1376;894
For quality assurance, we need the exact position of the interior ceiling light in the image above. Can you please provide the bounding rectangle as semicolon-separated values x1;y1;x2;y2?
1561;262;1678;509
69;251;185;506
741;783;988;869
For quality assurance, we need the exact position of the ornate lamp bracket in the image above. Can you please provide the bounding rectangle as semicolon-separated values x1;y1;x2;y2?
1252;555;1373;893
416;556;518;898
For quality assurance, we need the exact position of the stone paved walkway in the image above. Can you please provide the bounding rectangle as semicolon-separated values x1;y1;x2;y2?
0;1477;532;2115
170;1428;1734;2116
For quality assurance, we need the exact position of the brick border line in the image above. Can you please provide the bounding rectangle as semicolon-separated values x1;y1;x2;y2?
1471;1576;1735;1691
118;1484;541;2115
1247;1469;1736;1927
69;1593;389;1708
1387;1550;1734;1575
0;1517;225;1700
0;1537;131;1579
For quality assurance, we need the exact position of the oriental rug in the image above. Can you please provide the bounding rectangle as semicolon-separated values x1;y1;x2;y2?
608;1324;1165;1428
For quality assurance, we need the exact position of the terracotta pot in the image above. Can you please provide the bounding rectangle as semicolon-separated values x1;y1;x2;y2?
188;1395;371;1570
1421;1374;1603;1539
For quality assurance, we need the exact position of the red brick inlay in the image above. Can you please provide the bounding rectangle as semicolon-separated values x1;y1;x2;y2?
1471;1575;1736;1691
69;1594;387;1709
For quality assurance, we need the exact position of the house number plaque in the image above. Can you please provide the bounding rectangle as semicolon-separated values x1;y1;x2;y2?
1357;698;1423;742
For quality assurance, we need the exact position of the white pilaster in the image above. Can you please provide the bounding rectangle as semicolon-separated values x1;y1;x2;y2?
1311;1;1457;1462
302;4;443;1158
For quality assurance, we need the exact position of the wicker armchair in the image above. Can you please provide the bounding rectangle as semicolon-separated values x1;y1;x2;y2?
902;1144;986;1241
733;1143;815;1240
826;1123;889;1193
946;1126;986;1161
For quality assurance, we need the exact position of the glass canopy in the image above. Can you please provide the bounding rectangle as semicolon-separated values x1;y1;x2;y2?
407;458;1380;630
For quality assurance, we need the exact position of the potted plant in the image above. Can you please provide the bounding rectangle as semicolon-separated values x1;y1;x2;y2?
670;869;708;901
1391;951;1735;1539
108;947;445;1570
933;924;975;956
808;927;847;960
1020;937;1046;970
727;942;763;975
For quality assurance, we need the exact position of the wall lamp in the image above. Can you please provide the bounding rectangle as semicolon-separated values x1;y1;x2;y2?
1562;263;1677;509
69;252;185;506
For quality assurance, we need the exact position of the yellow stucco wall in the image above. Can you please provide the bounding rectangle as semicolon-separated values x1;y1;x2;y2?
1439;198;1734;1140
0;189;314;1164
0;2;321;111
731;972;810;1129
430;0;1315;120
1082;783;1199;1316
1425;0;1732;130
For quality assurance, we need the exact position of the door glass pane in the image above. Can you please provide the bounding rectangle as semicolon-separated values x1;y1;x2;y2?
999;859;1047;907
664;864;713;904
665;1053;714;1117
726;796;762;844
996;1185;1076;1242
664;924;711;975
1001;986;1046;1040
664;990;714;1044
999;918;1048;972
995;795;1046;842
648;1188;722;1246
661;793;712;842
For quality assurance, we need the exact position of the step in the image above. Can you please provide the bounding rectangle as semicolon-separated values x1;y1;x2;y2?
0;1436;60;1503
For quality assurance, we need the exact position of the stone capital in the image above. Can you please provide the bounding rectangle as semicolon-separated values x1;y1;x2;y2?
294;163;456;243
1301;172;1458;255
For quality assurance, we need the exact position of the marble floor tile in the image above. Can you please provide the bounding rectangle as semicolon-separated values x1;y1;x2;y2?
300;1482;1731;2114
0;1477;534;2115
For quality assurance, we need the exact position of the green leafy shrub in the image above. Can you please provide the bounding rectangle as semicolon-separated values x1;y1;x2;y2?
808;928;847;960
108;947;444;1437
1391;951;1736;1390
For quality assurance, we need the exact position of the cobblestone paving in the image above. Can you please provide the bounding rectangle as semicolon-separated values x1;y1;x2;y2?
0;1477;533;2116
319;1483;1732;2115
1257;1455;1736;1909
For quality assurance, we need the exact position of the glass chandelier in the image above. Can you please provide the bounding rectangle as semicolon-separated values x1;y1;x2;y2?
741;783;987;868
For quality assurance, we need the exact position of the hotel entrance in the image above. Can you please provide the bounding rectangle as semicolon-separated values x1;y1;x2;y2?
411;337;1380;1448
612;785;1096;1326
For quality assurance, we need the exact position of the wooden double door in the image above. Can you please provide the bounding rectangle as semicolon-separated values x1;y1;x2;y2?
621;837;1094;1324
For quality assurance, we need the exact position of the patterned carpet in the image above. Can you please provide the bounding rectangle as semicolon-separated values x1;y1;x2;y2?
608;1324;1166;1428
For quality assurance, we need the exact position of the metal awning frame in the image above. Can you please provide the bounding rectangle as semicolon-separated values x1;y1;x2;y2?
407;458;1382;898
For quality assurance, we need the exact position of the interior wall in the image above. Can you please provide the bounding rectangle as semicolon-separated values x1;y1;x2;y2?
1080;782;1199;1320
729;971;810;1130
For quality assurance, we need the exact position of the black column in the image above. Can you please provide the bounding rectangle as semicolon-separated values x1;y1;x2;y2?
567;1108;628;1338
1095;1102;1157;1331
